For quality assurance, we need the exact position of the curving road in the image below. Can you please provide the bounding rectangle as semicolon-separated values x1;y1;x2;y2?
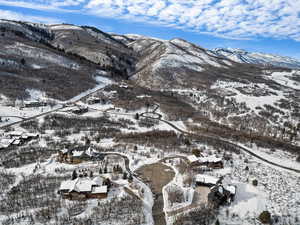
88;104;300;175
157;118;300;174
136;109;300;174
2;89;298;175
0;86;107;129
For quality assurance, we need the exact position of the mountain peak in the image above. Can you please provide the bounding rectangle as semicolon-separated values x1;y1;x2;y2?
213;47;300;69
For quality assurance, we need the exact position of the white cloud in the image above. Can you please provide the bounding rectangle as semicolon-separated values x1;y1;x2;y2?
0;0;81;12
0;9;62;24
84;0;300;41
0;0;299;41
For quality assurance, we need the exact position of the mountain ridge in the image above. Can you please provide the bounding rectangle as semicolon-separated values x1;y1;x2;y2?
112;32;300;70
0;19;299;101
213;47;300;69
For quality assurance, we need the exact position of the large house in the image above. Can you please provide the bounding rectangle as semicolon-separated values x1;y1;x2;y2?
187;155;199;165
23;101;47;108
58;147;104;164
194;174;221;187
87;97;103;105
199;155;223;169
0;131;39;150
58;177;108;200
188;154;223;169
72;106;88;115
194;174;236;208
208;184;236;208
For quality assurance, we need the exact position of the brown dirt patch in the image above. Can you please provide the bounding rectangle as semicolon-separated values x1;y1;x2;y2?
136;163;175;225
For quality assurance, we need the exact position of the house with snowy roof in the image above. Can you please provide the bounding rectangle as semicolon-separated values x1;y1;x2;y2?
58;147;104;163
208;184;236;207
58;177;108;200
187;155;199;165
0;131;39;149
87;96;103;105
72;106;88;115
188;154;223;168
194;174;221;187
0;138;15;150
194;173;236;207
23;100;47;108
199;155;223;169
7;131;39;140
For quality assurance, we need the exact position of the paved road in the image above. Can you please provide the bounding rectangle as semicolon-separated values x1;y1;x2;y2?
0;106;65;129
0;86;107;129
136;109;300;174
2;91;299;224
158;118;300;174
1;115;26;119
2;84;299;174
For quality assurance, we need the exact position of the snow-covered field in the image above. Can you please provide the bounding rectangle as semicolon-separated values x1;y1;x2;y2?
0;76;112;127
211;80;286;112
270;70;300;90
219;151;300;225
0;104;61;127
50;24;84;31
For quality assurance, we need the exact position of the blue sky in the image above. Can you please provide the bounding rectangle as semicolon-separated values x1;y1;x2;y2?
0;0;300;59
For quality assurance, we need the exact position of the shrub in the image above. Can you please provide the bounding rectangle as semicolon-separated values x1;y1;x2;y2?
258;211;271;224
252;179;258;186
173;205;217;225
192;149;201;157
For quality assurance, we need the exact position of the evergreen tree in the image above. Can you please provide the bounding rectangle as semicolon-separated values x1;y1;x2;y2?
128;174;133;182
71;170;77;180
104;178;111;188
21;58;26;65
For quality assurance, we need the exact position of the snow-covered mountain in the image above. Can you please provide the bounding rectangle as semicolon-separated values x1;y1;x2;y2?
112;34;300;135
114;35;280;90
126;37;237;89
214;48;300;69
0;19;299;101
0;20;135;100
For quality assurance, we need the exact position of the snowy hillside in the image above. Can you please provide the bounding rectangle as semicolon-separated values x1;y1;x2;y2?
0;20;299;141
126;36;238;89
214;48;300;69
0;20;132;101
